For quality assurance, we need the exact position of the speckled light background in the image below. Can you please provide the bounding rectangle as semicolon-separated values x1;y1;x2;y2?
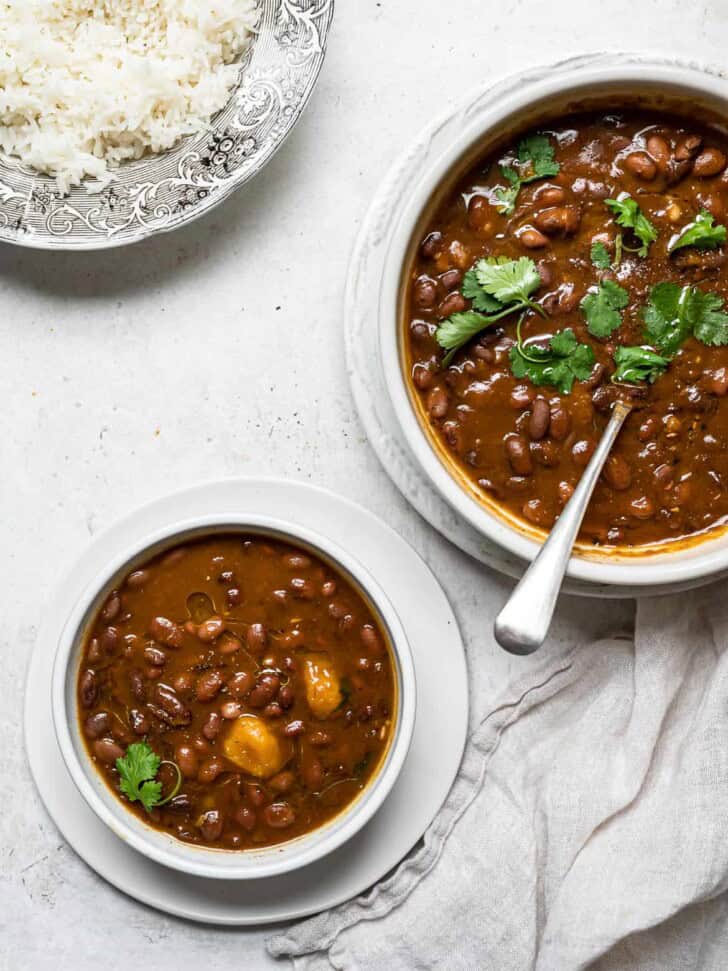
4;1;726;967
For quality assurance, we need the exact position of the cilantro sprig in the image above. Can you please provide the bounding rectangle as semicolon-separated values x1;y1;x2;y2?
116;742;182;812
580;279;629;338
436;256;544;365
510;321;595;394
612;346;669;385
494;135;560;216
605;194;658;258
643;282;728;356
668;209;727;254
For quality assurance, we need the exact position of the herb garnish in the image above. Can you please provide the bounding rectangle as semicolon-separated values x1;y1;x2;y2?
510;322;595;394
668;209;727;254
612;345;670;385
643;282;728;355
436;256;543;364
590;241;612;270
494;135;560;216
580;279;629;338
116;741;182;812
605;193;658;257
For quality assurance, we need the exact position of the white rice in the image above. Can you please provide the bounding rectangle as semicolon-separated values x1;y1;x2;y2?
0;0;259;192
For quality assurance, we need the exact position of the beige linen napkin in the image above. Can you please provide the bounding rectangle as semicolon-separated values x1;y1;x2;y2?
268;585;728;970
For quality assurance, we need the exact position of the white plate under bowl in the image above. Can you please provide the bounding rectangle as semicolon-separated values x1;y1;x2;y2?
24;477;468;925
345;51;728;599
0;0;334;250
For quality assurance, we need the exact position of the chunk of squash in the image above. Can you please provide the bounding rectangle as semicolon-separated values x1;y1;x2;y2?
302;653;341;718
222;714;291;778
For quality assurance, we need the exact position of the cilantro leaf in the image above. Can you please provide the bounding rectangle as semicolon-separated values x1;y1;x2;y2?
605;194;658;257
493;135;559;215
436;311;496;352
518;134;560;181
590;241;612;270
580;279;629;338
474;256;542;305
435;257;543;364
510;327;595;394
116;742;163;812
462;267;503;312
612;345;670;385
643;282;728;355
668;209;727;254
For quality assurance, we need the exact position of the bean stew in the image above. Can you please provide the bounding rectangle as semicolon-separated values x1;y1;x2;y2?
405;110;728;548
77;534;395;850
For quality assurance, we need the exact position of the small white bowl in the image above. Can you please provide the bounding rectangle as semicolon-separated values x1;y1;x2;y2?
52;513;416;880
379;57;728;589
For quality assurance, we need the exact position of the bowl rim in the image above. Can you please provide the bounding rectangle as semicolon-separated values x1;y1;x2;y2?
51;511;416;880
379;56;728;588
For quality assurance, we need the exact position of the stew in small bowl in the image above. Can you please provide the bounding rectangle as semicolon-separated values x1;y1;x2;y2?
52;515;415;879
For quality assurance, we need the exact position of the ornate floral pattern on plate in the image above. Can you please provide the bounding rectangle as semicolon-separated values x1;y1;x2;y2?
0;0;334;250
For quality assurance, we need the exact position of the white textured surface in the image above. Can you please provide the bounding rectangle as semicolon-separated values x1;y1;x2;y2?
6;0;725;966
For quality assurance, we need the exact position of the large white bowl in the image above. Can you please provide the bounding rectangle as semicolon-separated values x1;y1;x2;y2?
51;513;416;880
379;57;728;589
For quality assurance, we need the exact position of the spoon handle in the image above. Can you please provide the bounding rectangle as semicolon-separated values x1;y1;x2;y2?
494;399;633;656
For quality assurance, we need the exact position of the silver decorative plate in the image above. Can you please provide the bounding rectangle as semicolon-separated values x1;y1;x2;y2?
0;0;334;250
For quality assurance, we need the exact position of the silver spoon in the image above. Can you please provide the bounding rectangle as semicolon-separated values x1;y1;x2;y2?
494;398;633;655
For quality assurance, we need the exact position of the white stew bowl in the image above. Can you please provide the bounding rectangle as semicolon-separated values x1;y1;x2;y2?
51;514;416;880
379;58;728;589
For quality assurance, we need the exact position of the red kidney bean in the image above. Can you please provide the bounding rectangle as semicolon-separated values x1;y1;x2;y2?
504;434;533;475
150;616;183;648
244;783;267;807
195;670;224;702
284;719;305;737
198;809;224;842
557;481;574;505
262;702;283;719
154;684;191;725
278;685;295;709
549;406;570;441
228;670;253;699
438;292;467;317
221;701;242;720
263;802;296;829
528;398;550;440
101;593;121;622
283;552;312;570
202;712;222;741
572;439;596;466
693;148;726;177
175;744;199;779
428;386;450;417
321;580;337;597
217;633;241;656
440;268;463;291
93;738;124;764
84;711;110;738
467;195;490;230
532;440;559;467
101;626;119;655
413;275;437;311
310;731;333;747
125;569;149;588
603;454;632;490
675;134;702;161
234;805;257;831
171;671;194;695
198;758;225;784
624;151;657;180
79;670;98;708
248;672;280;709
646;134;670;169
290;577;316;600
420;232;443;260
537;185;566;205
630;496;655;519
533;206;581;236
522;499;548;526
519;228;549;249
197;617;224;643
246;623;267;652
143;645;167;667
